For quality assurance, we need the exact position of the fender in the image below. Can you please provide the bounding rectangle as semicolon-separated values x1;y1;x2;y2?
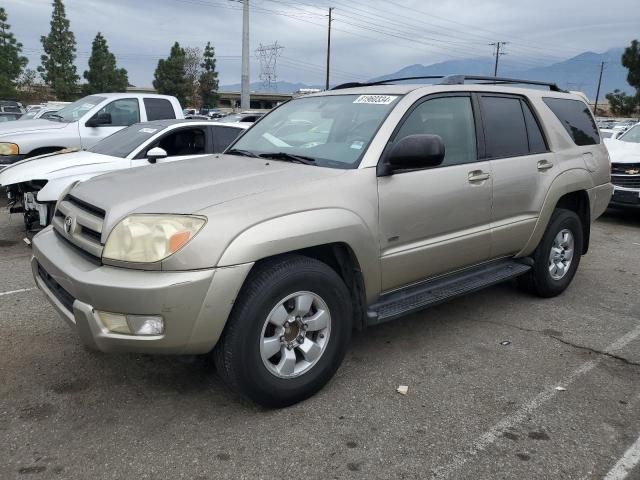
517;168;593;257
217;208;381;300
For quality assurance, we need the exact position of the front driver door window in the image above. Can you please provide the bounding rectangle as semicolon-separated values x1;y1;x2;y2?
140;127;209;163
377;94;493;290
81;98;141;148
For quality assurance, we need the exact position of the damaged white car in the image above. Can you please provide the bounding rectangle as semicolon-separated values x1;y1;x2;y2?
0;119;248;229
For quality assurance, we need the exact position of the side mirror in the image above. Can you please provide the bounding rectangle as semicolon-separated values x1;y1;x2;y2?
86;112;112;127
378;134;445;176
146;147;168;163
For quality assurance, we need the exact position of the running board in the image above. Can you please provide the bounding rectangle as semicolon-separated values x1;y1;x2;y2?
367;259;531;326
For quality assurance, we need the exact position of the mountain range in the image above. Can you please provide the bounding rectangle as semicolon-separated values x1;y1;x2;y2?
220;48;633;101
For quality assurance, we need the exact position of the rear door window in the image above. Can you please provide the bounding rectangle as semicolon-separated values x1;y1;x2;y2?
479;95;529;158
542;97;599;146
144;98;176;121
521;101;548;154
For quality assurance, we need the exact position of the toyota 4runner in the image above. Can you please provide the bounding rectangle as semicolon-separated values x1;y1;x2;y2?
31;76;613;407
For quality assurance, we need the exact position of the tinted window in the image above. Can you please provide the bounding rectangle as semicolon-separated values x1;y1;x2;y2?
214;126;243;152
147;127;207;156
94;98;140;127
543;97;599;146
480;96;529;158
394;96;477;166
89;123;166;158
144;98;176;121
521;101;548;154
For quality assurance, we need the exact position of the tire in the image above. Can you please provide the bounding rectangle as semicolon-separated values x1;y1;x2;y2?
214;254;352;408
518;208;584;298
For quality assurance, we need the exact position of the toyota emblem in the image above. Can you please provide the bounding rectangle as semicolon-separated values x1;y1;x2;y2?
63;215;73;233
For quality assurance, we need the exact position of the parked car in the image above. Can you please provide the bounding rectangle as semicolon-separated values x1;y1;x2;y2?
1;120;247;229
31;76;611;407
0;112;22;122
184;114;211;120
599;128;620;139
0;100;24;113
0;93;184;172
604;122;640;208
217;111;264;123
18;104;68;121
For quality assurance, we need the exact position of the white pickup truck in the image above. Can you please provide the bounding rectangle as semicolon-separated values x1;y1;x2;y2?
0;93;183;171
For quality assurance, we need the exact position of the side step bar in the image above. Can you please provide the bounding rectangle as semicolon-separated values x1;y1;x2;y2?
367;259;531;326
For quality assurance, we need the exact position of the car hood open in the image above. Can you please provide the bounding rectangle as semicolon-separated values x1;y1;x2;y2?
0;151;118;186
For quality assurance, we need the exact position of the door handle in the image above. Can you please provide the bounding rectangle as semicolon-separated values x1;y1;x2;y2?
468;170;490;182
537;159;554;171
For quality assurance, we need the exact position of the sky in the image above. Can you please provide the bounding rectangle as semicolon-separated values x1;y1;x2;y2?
5;0;640;88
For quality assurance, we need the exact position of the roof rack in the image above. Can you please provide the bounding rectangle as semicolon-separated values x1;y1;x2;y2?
331;74;566;92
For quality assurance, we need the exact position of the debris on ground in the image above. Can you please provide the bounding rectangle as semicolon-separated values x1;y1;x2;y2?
396;385;409;395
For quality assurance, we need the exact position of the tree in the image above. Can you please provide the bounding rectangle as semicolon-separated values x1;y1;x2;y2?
606;89;639;116
184;47;202;108
199;41;219;108
622;40;640;93
153;42;188;107
15;68;39;103
83;32;128;94
0;7;28;99
38;0;79;100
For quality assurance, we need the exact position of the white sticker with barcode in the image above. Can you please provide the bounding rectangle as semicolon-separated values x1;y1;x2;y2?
139;128;157;133
353;95;398;105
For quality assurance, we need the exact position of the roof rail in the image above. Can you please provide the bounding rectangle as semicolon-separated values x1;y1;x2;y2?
439;75;566;92
331;74;566;92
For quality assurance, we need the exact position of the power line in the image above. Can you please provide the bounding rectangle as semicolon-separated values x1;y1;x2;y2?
489;41;508;76
325;7;333;90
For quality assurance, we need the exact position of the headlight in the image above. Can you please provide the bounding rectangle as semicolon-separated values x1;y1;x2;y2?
103;214;206;263
0;143;19;155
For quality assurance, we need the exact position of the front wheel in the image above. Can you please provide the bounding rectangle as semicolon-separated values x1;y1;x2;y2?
518;208;584;297
214;255;352;408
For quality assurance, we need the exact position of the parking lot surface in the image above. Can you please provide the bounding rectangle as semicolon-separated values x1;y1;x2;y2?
1;206;639;480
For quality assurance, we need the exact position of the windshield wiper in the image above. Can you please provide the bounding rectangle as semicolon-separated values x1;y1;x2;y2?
258;152;316;165
226;148;260;158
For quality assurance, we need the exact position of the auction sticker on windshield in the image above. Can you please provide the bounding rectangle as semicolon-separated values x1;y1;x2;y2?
353;95;398;105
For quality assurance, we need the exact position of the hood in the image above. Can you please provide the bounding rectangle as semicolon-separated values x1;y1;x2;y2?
70;154;346;227
0;119;69;137
604;138;640;164
0;151;117;186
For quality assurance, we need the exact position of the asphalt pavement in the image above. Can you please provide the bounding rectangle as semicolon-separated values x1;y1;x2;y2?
1;206;639;480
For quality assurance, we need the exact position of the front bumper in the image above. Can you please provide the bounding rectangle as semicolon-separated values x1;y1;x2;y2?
609;186;640;208
31;227;253;354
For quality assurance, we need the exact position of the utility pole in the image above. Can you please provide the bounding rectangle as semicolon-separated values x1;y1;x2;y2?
593;61;605;116
489;41;508;77
325;7;333;90
241;0;250;110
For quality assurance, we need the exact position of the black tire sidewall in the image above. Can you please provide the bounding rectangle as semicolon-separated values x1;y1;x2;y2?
532;209;583;296
225;259;352;407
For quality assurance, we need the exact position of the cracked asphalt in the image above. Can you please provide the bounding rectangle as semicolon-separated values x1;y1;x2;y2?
1;204;639;480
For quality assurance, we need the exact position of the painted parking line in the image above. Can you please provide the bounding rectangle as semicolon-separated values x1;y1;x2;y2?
0;287;35;297
603;435;640;480
432;323;640;479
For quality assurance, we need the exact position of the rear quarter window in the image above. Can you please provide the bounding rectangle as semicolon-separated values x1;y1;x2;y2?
144;98;176;121
542;97;599;146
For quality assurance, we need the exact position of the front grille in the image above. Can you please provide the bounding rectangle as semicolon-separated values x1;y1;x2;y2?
37;263;75;313
612;175;640;189
611;163;640;175
52;195;105;259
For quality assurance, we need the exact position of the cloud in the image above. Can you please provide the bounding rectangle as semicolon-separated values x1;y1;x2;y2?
5;0;640;87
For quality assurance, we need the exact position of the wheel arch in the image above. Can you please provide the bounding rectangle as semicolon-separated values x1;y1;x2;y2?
518;169;592;257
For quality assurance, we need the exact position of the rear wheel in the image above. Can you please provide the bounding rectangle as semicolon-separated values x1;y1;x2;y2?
214;255;352;408
518;208;583;297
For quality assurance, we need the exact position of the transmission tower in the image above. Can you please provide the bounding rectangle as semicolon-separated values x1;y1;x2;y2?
255;41;284;91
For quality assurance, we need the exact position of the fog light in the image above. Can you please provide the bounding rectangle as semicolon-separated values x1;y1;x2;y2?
127;315;164;335
97;311;164;336
97;311;130;334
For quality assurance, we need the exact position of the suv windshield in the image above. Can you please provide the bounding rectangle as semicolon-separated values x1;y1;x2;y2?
49;95;105;122
88;123;166;158
618;124;640;143
228;94;401;168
